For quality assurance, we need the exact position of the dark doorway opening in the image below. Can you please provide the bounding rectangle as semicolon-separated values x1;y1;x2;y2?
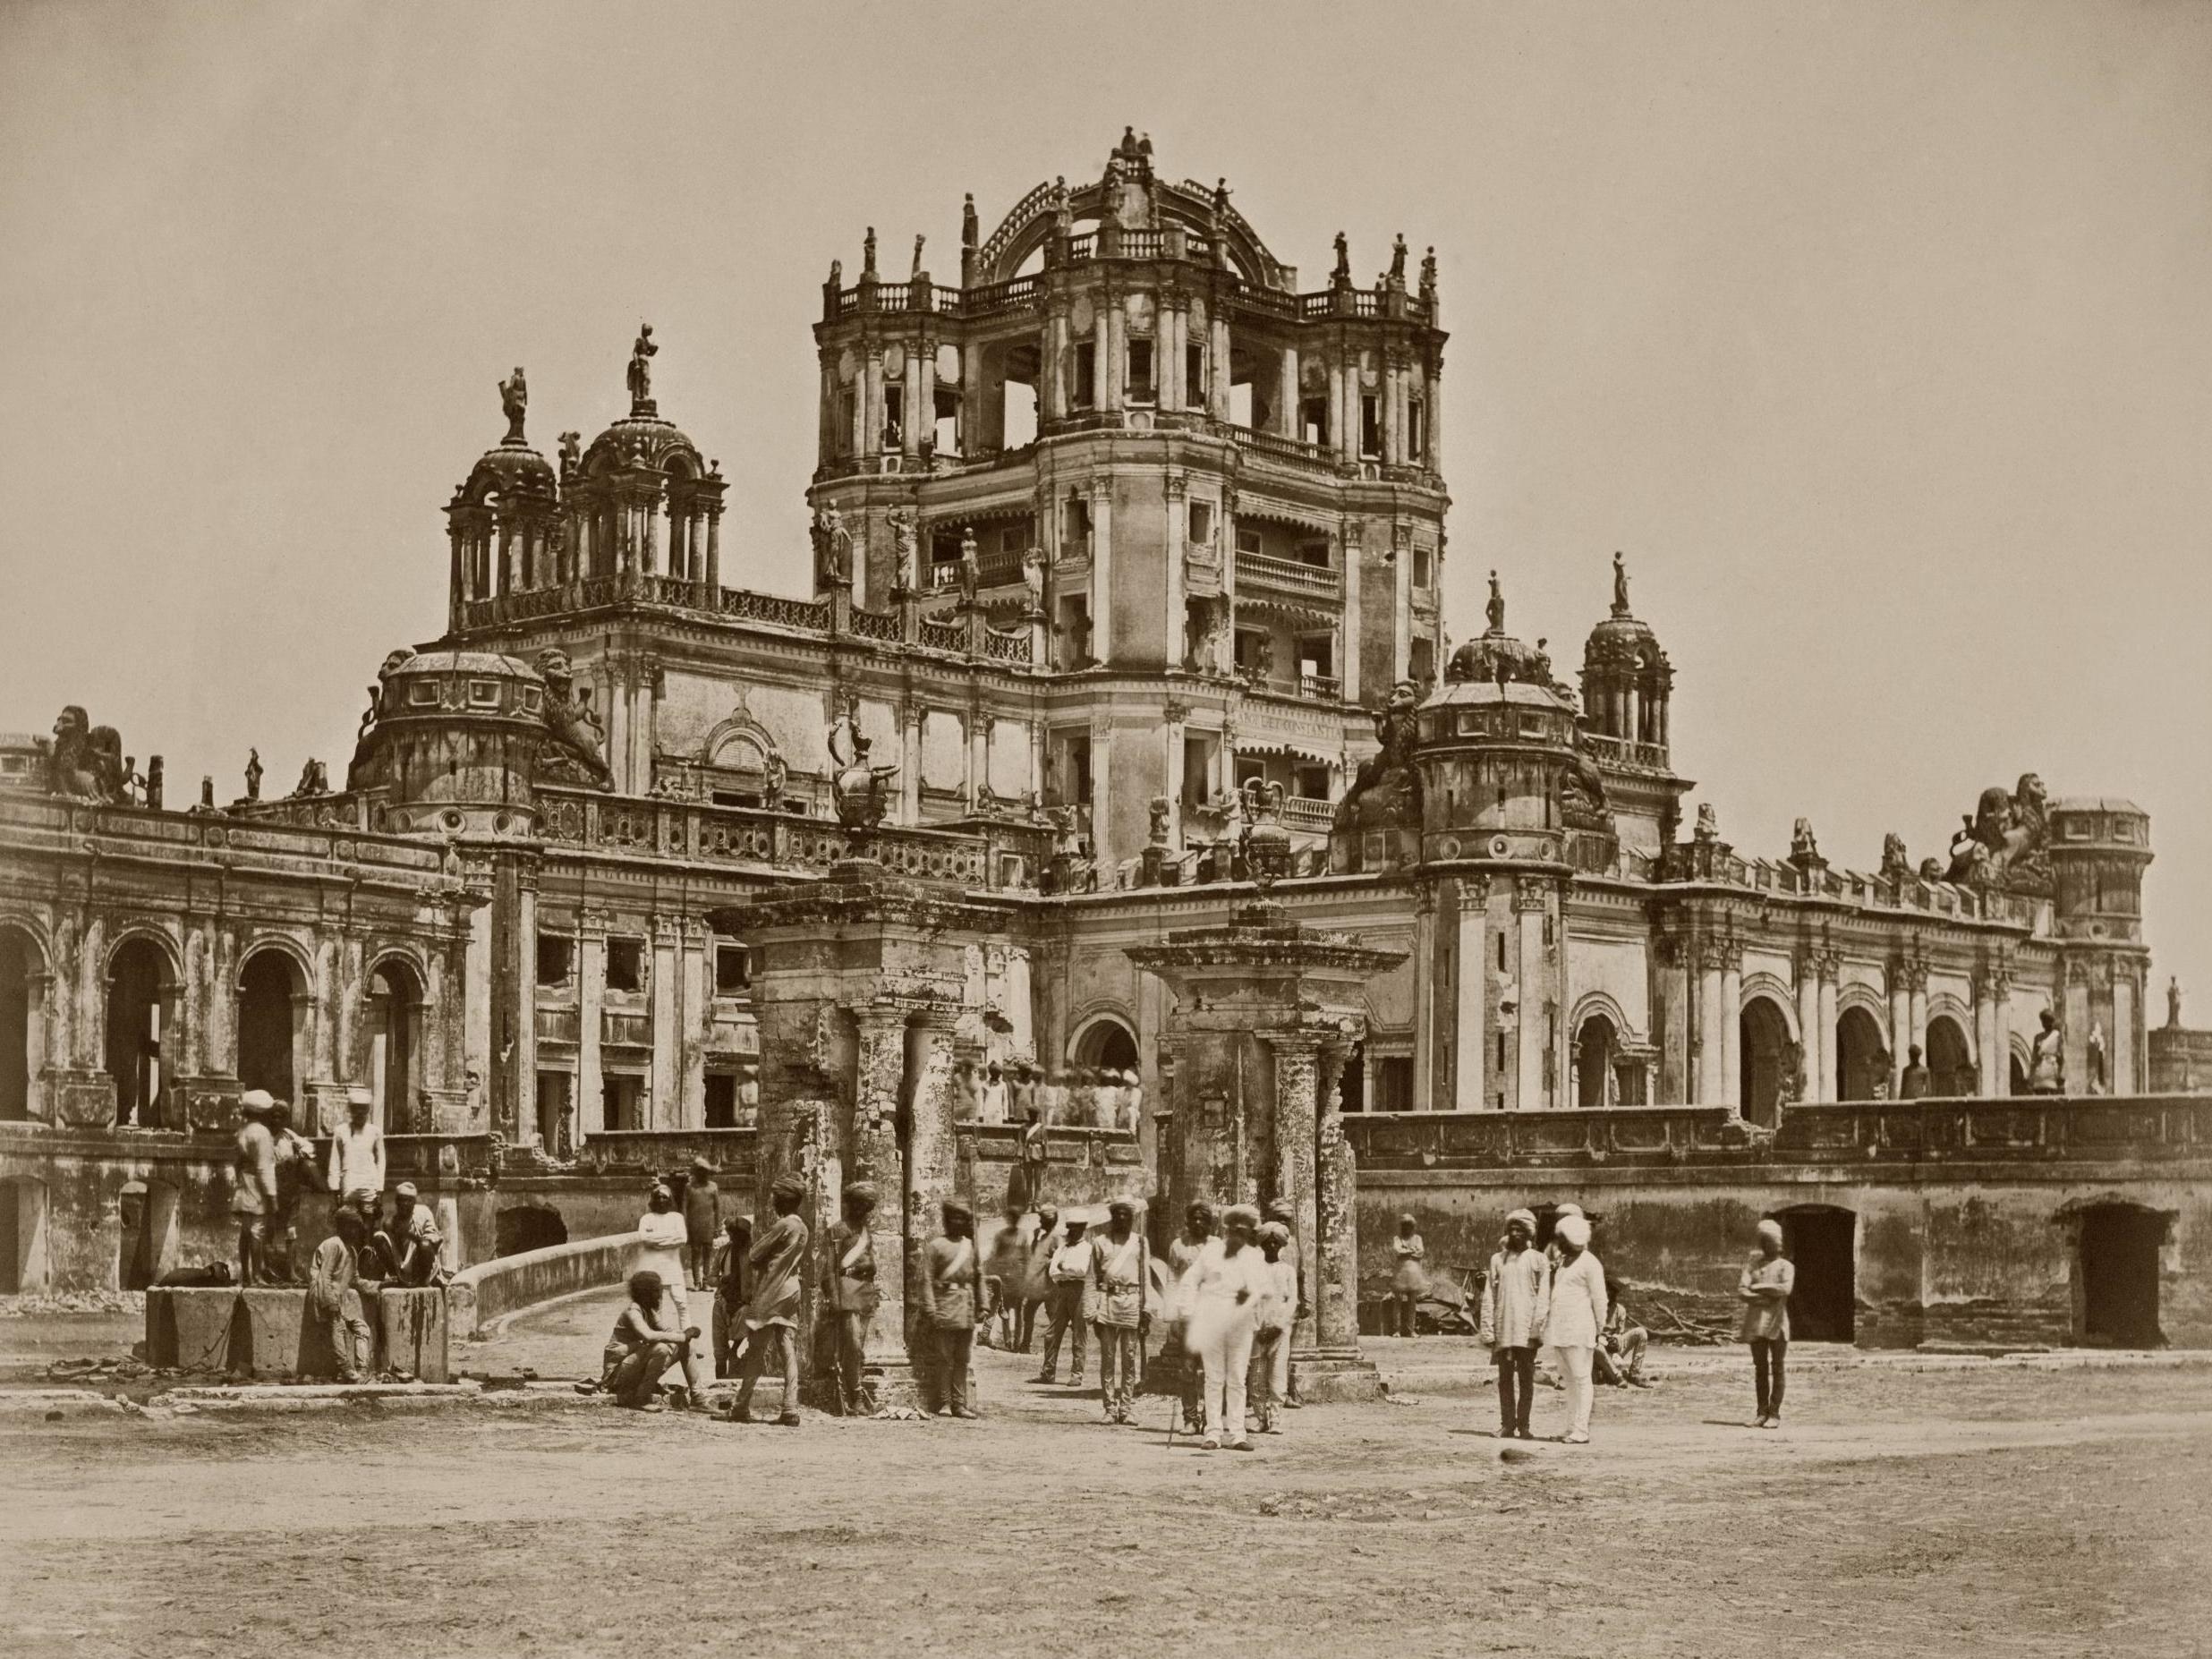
0;930;34;1122
237;950;303;1102
2079;1204;2164;1348
2009;1052;2029;1097
1833;1008;1887;1102
1575;1016;1616;1107
1776;1205;1856;1341
369;960;423;1129
1340;1041;1366;1113
1076;1019;1139;1075
1925;1015;1973;1097
106;937;172;1127
0;1181;17;1292
1740;997;1791;1128
496;1206;567;1258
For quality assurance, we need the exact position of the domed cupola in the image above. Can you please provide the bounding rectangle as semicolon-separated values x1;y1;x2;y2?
446;368;561;629
562;325;727;598
1578;552;1672;763
1408;572;1584;866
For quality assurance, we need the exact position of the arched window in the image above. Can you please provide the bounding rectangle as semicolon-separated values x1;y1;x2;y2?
368;959;424;1130
1924;1015;1974;1097
105;937;174;1127
0;929;39;1123
237;949;307;1102
1739;997;1793;1128
1833;1007;1888;1102
1574;1015;1616;1107
1072;1017;1139;1074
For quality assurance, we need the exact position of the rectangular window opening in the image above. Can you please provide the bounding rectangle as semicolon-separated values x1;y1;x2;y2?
1072;342;1096;410
704;1073;738;1129
1127;339;1155;404
604;938;644;993
714;942;750;996
536;935;574;989
1360;396;1382;458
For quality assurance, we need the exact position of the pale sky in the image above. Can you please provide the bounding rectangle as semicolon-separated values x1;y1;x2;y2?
3;1;2208;1006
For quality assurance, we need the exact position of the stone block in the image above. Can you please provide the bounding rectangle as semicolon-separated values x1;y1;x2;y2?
369;1286;450;1382
144;1287;232;1371
231;1288;314;1377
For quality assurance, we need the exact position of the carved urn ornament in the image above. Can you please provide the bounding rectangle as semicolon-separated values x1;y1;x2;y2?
1239;778;1292;891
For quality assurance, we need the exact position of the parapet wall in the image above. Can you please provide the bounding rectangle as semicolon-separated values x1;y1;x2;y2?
1346;1095;2212;1349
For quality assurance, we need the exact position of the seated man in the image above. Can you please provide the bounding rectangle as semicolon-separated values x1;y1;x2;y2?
1595;1276;1653;1388
598;1270;697;1411
307;1211;377;1382
372;1182;450;1287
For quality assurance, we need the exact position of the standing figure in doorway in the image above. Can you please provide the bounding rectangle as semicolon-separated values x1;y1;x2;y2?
1740;1219;1795;1429
1389;1212;1428;1337
821;1181;881;1417
1480;1207;1549;1441
918;1199;984;1418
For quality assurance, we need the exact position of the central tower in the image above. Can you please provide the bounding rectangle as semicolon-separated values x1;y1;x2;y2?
807;129;1451;871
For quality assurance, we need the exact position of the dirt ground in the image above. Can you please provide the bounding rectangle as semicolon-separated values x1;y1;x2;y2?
4;1297;2209;1658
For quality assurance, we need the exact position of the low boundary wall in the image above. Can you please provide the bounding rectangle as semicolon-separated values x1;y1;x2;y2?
448;1233;637;1339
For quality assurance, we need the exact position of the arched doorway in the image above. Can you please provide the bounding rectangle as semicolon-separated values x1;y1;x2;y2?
1925;1015;1974;1097
1575;1015;1616;1107
368;958;424;1130
496;1204;567;1257
1775;1204;1856;1341
237;949;306;1102
1340;1040;1366;1113
1740;996;1791;1128
2010;1049;2029;1097
1834;1007;1888;1102
1072;1017;1139;1075
105;937;174;1127
0;928;37;1122
2077;1203;2165;1348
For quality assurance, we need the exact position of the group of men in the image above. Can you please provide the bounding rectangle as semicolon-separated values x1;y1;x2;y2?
235;1087;451;1383
955;1063;1144;1134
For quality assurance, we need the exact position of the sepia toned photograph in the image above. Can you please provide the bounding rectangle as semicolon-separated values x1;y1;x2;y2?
1;3;2208;1654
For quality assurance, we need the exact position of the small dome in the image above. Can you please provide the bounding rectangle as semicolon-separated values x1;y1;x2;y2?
582;412;705;481
459;438;557;505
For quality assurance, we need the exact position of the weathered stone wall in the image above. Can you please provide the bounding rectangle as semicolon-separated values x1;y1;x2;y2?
1347;1097;2212;1348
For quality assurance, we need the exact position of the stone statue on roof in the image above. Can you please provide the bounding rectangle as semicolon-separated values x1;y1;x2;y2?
498;366;527;444
1486;569;1505;634
626;325;657;413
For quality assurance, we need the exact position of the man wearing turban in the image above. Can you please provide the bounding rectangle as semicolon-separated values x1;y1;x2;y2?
734;1173;811;1425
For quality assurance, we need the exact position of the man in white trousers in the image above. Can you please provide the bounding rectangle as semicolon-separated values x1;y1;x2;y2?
1181;1203;1271;1451
1544;1212;1609;1444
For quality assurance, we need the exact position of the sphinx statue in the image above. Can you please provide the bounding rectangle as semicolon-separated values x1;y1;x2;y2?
43;706;126;803
534;649;614;791
1332;679;1424;834
1943;772;2050;892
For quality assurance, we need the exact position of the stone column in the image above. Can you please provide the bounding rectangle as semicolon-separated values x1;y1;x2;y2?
1340;528;1363;703
1314;1045;1368;1391
1974;972;2002;1097
899;700;923;825
1720;944;1742;1111
705;511;721;592
1889;966;1913;1097
1105;299;1126;412
903;348;923;457
332;932;364;1107
2113;969;2137;1094
905;1010;962;1353
1277;344;1299;438
1453;878;1485;1110
1091;311;1110;409
1164;475;1186;671
863;351;882;457
1796;954;1822;1105
916;345;936;455
1327;356;1347;457
576;913;605;1139
1262;1033;1321;1358
1209;314;1231;420
1697;942;1725;1105
1909;964;1930;1076
650;917;679;1130
1089;480;1112;663
1816;958;1841;1102
850;1006;912;1367
1514;881;1546;1109
1381;357;1400;463
678;919;708;1128
511;873;538;1143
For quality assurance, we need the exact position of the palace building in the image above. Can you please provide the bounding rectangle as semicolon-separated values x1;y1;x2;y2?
3;132;2205;1352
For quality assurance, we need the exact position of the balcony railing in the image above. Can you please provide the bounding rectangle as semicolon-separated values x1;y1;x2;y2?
1580;731;1670;770
1241;670;1341;702
1228;424;1340;474
1280;795;1334;835
1235;549;1340;598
